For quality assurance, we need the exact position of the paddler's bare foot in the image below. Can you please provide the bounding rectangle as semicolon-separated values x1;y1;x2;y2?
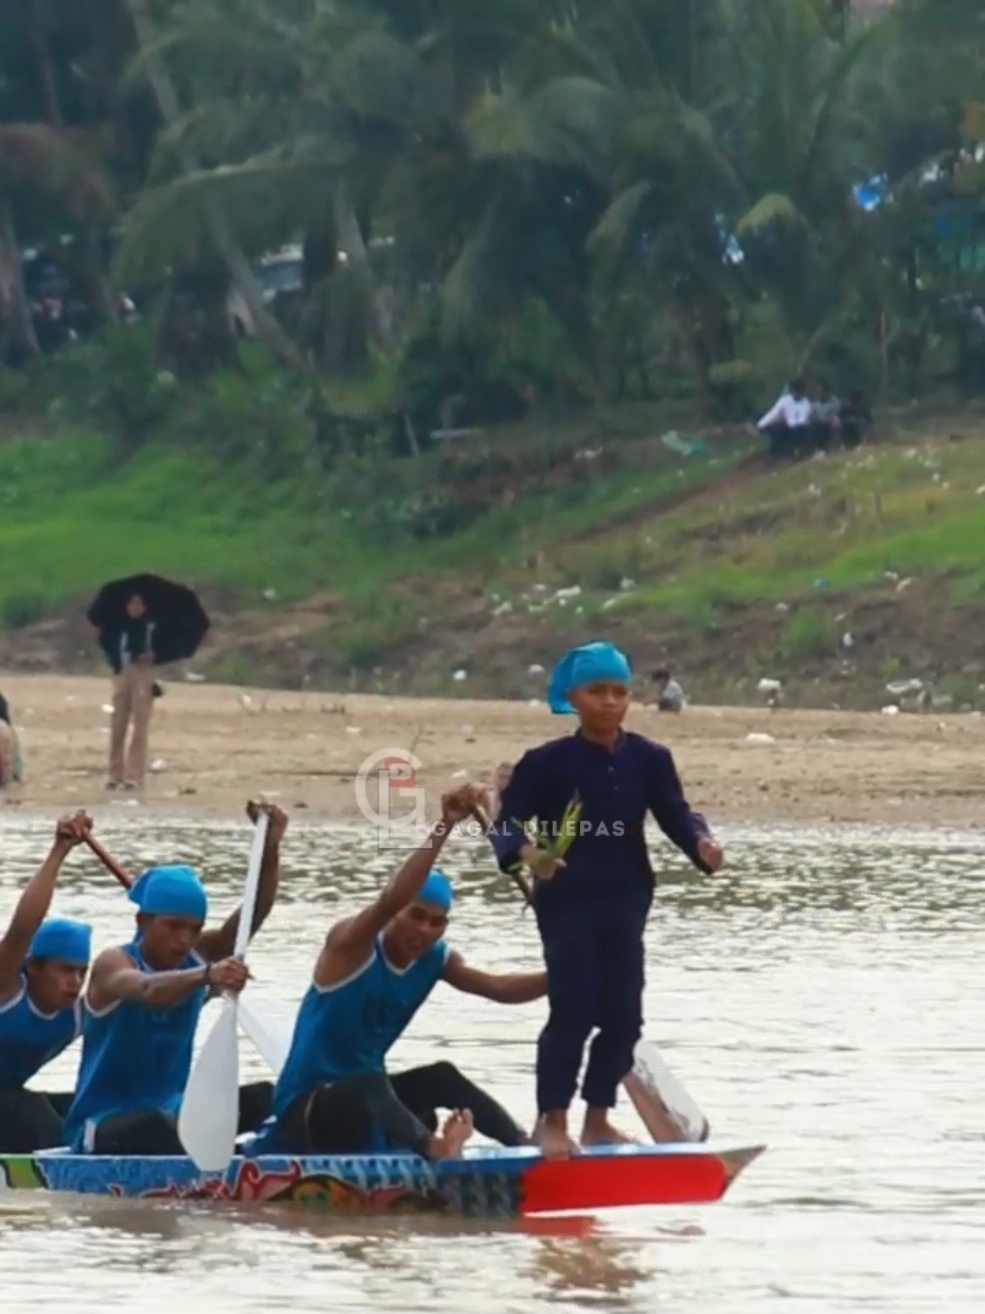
429;1109;474;1160
580;1108;640;1148
533;1113;580;1160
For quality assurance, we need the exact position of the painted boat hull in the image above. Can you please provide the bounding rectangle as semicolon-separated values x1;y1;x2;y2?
0;1141;764;1216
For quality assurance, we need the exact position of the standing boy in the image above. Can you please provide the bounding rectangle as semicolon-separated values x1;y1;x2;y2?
490;641;723;1158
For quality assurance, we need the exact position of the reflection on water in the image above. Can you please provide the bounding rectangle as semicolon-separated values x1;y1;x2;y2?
2;815;985;1311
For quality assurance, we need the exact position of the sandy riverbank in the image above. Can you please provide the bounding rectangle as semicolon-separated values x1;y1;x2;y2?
0;673;983;829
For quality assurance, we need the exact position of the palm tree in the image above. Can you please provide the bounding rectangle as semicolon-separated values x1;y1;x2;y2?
501;0;940;380
114;0;453;370
0;123;113;359
121;0;310;370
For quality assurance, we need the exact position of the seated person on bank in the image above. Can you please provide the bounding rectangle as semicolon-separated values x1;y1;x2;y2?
839;390;873;448
756;378;812;457
810;380;842;449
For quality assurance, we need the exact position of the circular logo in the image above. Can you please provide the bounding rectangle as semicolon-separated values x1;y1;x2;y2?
354;747;425;832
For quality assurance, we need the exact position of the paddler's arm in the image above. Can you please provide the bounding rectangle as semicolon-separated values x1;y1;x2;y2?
86;946;247;1011
0;812;91;1003
643;742;719;874
315;784;485;986
441;950;548;1004
196;803;288;964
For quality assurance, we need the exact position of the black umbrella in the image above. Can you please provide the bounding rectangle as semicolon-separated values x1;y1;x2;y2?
87;573;210;669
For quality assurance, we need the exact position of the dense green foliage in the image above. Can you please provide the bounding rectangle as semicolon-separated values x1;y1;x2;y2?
0;0;983;443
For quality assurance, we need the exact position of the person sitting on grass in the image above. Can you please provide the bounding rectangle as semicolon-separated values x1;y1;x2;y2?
756;377;812;459
651;669;687;713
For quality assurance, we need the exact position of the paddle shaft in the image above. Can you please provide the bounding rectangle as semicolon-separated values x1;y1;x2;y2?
472;801;534;908
85;821;267;964
233;814;269;961
83;817;295;1080
84;801;266;897
85;834;134;890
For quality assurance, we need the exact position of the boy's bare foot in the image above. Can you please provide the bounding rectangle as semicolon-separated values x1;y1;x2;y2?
533;1113;580;1160
430;1109;474;1160
581;1107;640;1147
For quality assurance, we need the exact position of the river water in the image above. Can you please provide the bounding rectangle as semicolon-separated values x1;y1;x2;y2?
1;814;983;1313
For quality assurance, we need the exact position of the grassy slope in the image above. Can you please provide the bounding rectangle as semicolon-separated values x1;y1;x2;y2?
0;411;747;613
1;404;984;705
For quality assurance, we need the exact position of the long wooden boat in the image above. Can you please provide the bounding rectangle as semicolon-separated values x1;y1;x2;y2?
0;1141;763;1216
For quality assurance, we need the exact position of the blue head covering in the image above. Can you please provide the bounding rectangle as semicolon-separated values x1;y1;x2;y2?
416;869;453;912
547;642;633;714
128;865;208;921
29;917;92;965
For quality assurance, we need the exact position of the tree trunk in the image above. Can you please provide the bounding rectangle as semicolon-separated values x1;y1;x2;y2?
333;183;393;353
123;0;309;373
28;0;64;127
0;202;40;362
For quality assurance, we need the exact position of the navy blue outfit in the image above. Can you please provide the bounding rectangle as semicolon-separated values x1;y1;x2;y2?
491;729;711;1113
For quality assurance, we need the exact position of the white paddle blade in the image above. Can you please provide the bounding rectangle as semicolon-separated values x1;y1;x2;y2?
239;999;293;1075
178;1000;241;1171
629;1041;709;1143
178;812;272;1172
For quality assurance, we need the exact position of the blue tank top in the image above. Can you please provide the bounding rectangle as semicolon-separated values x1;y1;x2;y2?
271;935;450;1120
0;978;80;1090
64;939;206;1152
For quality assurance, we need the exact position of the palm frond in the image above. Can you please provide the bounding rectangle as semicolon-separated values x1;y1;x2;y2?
116;155;340;280
796;18;890;200
328;29;439;127
122;16;301;95
439;200;504;341
736;191;807;233
0;125;114;221
525;76;627;177
588;179;654;250
463;92;537;160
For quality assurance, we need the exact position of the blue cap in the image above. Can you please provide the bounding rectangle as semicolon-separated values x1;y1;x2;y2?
129;865;208;921
29;917;92;965
416;870;453;912
547;642;633;714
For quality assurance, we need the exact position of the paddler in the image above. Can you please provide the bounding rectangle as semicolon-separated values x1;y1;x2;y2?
490;641;723;1159
64;801;287;1155
254;783;545;1161
0;812;93;1152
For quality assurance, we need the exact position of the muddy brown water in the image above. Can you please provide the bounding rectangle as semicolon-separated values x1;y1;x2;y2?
1;815;983;1312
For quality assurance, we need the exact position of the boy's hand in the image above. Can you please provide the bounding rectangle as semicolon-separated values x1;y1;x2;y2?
519;843;565;881
698;837;723;872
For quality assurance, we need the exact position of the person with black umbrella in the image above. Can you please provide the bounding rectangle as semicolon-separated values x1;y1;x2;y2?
87;574;210;792
105;591;156;790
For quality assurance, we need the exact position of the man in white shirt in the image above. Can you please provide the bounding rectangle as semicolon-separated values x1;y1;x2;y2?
757;377;812;457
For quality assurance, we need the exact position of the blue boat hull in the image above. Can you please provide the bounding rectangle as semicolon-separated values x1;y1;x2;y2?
0;1142;764;1216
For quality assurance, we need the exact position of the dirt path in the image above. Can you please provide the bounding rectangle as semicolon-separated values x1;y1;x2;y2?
564;452;765;547
1;673;983;830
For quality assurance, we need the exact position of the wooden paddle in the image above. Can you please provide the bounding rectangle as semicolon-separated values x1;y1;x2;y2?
83;822;290;1074
178;811;269;1171
625;1042;710;1142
